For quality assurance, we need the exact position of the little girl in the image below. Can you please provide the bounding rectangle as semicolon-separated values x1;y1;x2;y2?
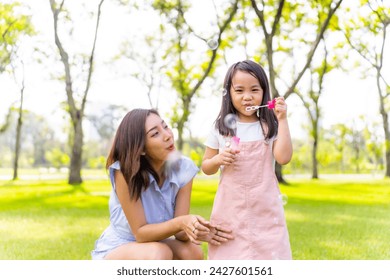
202;60;293;260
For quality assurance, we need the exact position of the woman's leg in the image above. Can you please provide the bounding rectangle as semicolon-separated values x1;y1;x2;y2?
162;239;204;260
104;241;173;260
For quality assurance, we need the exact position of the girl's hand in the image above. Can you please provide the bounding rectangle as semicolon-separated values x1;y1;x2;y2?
218;147;239;166
196;224;234;246
274;97;288;120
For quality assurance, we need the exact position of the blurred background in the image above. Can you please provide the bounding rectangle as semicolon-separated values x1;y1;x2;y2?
1;0;389;183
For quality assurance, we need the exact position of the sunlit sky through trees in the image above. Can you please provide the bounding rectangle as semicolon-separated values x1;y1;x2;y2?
0;0;386;142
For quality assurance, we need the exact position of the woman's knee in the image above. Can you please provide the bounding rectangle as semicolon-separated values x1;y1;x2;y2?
179;243;204;260
146;242;174;260
192;244;204;260
105;242;174;260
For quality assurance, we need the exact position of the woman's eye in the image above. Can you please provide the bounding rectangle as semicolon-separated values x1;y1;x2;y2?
151;132;159;137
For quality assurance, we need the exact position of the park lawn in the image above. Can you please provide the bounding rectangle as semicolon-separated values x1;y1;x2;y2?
0;176;389;260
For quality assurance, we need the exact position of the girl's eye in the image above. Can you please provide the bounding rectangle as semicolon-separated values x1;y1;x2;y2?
151;131;159;137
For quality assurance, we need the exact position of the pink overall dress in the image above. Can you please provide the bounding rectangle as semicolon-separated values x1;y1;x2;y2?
208;139;292;260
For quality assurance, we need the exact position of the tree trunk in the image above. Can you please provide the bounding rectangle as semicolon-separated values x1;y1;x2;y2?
312;137;318;179
176;117;184;151
275;162;287;184
381;107;390;178
12;112;22;180
12;84;24;180
377;70;390;178
68;119;83;184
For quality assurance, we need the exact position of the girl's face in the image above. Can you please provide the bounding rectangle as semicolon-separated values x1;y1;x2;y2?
144;113;175;168
230;70;263;122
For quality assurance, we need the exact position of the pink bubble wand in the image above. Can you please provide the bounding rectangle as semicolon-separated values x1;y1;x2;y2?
225;136;240;152
245;99;276;112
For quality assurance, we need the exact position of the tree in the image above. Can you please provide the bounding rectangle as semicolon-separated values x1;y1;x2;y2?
349;121;366;173
341;0;390;178
151;0;239;150
117;29;168;109
10;60;25;180
363;120;385;174
325;124;349;172
0;2;33;72
0;107;13;134
86;103;128;156
247;0;344;183
295;39;330;179
0;2;34;179
49;0;105;184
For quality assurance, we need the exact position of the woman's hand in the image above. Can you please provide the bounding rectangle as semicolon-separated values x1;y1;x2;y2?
181;215;211;245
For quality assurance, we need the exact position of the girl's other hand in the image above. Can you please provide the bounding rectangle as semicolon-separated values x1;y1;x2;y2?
274;97;288;120
218;147;239;166
196;224;234;246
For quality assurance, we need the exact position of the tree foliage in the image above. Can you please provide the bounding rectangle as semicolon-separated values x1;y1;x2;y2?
341;0;390;177
0;2;33;72
151;0;239;150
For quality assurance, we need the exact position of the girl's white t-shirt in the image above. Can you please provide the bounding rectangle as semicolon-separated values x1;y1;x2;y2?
204;121;266;150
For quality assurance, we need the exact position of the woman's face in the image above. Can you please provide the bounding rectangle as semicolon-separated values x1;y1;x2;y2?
230;70;263;122
144;113;175;167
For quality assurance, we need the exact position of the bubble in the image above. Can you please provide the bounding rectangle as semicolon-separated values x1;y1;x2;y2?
166;150;181;164
207;39;218;50
279;194;288;206
258;4;264;11
222;88;228;96
223;114;238;130
165;150;182;175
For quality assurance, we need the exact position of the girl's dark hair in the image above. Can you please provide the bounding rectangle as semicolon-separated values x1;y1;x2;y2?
215;60;278;140
106;108;160;200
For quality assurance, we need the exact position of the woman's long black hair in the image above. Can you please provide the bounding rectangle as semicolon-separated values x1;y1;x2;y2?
106;108;160;200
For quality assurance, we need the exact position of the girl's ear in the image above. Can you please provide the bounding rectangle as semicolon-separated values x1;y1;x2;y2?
141;152;146;156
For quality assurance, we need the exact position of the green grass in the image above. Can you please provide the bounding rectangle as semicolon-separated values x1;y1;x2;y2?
0;176;389;259
0;180;109;260
282;179;390;260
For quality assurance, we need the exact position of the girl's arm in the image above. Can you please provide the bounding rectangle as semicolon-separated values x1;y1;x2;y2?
202;146;238;175
115;171;208;243
201;147;220;175
273;97;293;165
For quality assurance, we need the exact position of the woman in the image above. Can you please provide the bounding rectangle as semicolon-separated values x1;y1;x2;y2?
92;108;233;260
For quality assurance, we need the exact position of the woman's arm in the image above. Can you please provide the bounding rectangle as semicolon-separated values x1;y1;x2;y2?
115;171;208;243
173;179;192;241
173;179;208;242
